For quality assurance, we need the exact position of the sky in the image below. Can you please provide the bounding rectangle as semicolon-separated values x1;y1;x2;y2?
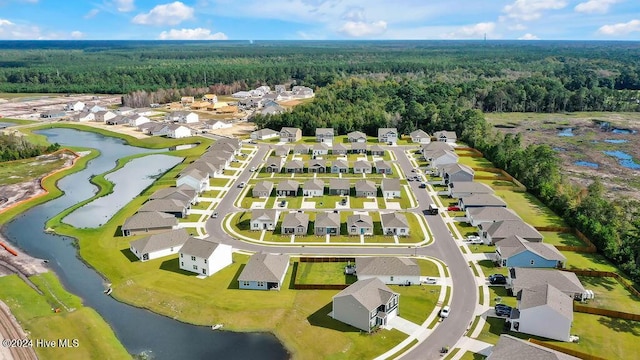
0;0;639;40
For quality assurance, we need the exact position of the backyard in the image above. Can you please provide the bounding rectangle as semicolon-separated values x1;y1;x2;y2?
294;261;357;285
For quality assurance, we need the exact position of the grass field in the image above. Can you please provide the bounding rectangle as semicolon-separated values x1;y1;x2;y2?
578;276;640;314
0;155;68;185
494;189;566;227
294;262;357;285
391;284;440;325
540;231;585;247
561;251;619;272
210;178;229;187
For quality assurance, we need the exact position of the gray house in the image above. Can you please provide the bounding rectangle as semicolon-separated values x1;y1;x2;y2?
273;146;289;157
315;212;341;236
353;160;372;174
332;278;399;332
250;210;278;231
284;160;305;173
150;185;198;205
381;178;401;198
507;268;585;299
378;128;398;144
253;181;274;198
381;213;410;236
347;214;373;235
276;180;300;196
466;207;522;227
410;129;431;144
251;128;279;140
448;182;494;199
488;335;581;360
280;127;302;142
316;128;334;143
434;130;457;143
459;194;507;210
420;141;454;156
139;199;190;218
312;143;330;156
281;212;310;235
129;228;190;262
369;144;385;156
355;257;420;285
347;131;367;143
439;163;474;185
331;159;349;174
375;160;393;175
355;180;377;197
293;144;310;155
184;160;222;179
265;156;284;173
479;219;543;245
332;143;348;155
238;252;290;290
351;142;368;154
121;211;178;236
329;178;350;195
308;159;327;173
302;179;325;197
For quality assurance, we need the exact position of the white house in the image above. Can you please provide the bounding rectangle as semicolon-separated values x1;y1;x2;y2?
88;104;106;113
167;124;192;139
128;115;150;127
410;129;431;144
94;110;116;123
71;111;94;122
65;101;85;112
129;229;190;262
355;257;420;285
332;278;399;332
427;149;459;169
207;120;232;130
179;238;233;277
380;213;410;236
510;284;573;342
238;253;290;290
251;210;278;231
176;169;208;194
166;111;199;124
302;179;324;197
378;128;398;144
434;130;457;143
251;128;279;140
380;178;401;198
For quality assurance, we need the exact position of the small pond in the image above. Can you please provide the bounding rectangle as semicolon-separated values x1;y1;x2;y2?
611;128;637;135
62;154;183;228
603;150;640;170
604;139;628;144
574;161;599;168
557;128;575;137
0;122;15;129
553;147;566;152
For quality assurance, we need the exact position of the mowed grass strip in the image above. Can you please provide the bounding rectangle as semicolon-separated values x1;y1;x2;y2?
539;231;586;247
390;285;440;325
577;275;640;314
294;262;356;285
493;189;566;227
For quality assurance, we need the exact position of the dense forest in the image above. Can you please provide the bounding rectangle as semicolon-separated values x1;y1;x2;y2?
0;133;60;161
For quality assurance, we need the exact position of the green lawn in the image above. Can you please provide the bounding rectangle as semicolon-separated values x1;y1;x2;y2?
416;259;440;276
458;351;487;360
387;187;413;209
396;213;427;244
577;276;640;314
228;211;262;241
294;262;357;285
391;284;440;325
200;189;220;198
477;260;508;277
178;213;202;222
540;231;586;247
468;244;497;254
487;286;517;308
561;251;620;272
0;154;68;185
494;189;566;227
453;221;478;238
191;201;211;210
210;178;229;187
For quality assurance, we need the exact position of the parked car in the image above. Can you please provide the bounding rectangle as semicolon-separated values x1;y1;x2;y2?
407;177;413;182
423;277;437;284
211;212;218;219
465;235;482;244
489;274;507;285
447;206;461;211
439;305;450;318
495;304;512;316
238;182;246;188
340;198;347;206
419;183;427;189
279;200;286;207
250;166;256;172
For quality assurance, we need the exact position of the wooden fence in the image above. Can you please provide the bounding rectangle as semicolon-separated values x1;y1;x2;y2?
533;227;597;253
574;304;640;321
455;147;484;157
299;257;355;263
527;339;607;360
565;269;640;299
471;167;527;191
294;284;350;290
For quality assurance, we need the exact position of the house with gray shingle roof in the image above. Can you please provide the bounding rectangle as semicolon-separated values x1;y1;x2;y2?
276;180;300;196
281;212;309;235
381;213;410;236
374;160;393;174
315;212;341;236
280;127;302;142
179;238;232;277
479;219;542;245
448;182;494;199
253;181;274;198
303;179;324;197
510;284;573;342
347;214;373;235
184;159;222;179
507;268;586;300
427;149;459;169
378;128;398;144
329;178;351;195
488;334;580;360
129;229;190;261
265;156;284;173
353;160;372;174
381;178;401;198
238;252;290;290
251;210;278;231
121;211;178;236
410;129;431;144
369;144;385;156
308;159;327;173
355;257;420;285
331;159;349;174
251;128;279;140
332;143;348;155
176;168;208;193
420;141;454;155
351;142;368;154
434;130;457;143
332;278;399;332
466;207;521;227
459;194;507;211
312;143;330;156
284;160;305;173
273;145;289;157
347;131;367;143
139;199;190;218
150;185;197;205
439;163;474;185
496;235;565;269
316;128;334;143
355;180;377;197
293;143;310;154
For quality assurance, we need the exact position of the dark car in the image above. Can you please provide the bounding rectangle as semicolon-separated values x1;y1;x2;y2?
340;198;347;205
495;304;512;316
419;183;427;189
447;206;461;211
489;274;507;284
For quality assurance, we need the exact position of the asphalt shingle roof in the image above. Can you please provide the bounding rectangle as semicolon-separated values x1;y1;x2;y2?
238;252;290;283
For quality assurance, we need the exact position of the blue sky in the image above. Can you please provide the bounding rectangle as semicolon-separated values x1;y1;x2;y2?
0;0;639;40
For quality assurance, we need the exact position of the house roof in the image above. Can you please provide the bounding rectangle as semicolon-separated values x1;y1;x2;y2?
167;123;190;131
421;141;454;153
316;128;334;136
309;159;327;168
333;143;348;151
238;252;290;283
254;181;274;193
293;144;309;152
410;129;430;138
354;160;372;169
378;128;398;136
332;159;349;168
215;137;242;149
122;211;178;231
347;214;373;228
381;213;410;229
178;168;207;182
375;160;392;170
356;257;419;277
265;157;283;168
441;163;474;176
303;179;324;191
282;212;309;228
461;194;507;208
254;128;279;136
333;278;397;311
277;180;300;192
139;199;188;213
467;207;521;222
435;130;457;139
370;144;385;152
315;212;340;228
329;178;350;190
281;127;301;135
149;185;196;203
381;178;401;192
185;160;219;176
448;182;493;195
351;142;368;150
284;160;304;169
488;335;581;360
251;209;277;222
497;235;566;261
313;143;330;150
180;238;224;259
130;229;190;255
510;268;585;296
427;148;459;161
355;179;376;192
518;284;573;321
347;131;367;139
273;146;289;156
484;219;542;240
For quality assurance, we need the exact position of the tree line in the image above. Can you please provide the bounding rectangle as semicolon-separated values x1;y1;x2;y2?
0;133;60;161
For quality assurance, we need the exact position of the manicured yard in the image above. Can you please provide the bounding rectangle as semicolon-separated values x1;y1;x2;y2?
228;211;262;241
386;187;413;209
561;251;620;272
416;258;440;276
494;189;566;227
453;221;478;238
468;244;496;254
487;286;517;308
540;231;586;247
276;196;303;209
577;275;640;314
458;351;487;360
396;213;427;244
210;178;229;187
294;262;357;285
477;260;508;277
477;179;518;188
200;189;220;198
178;213;202;222
191;201;211;210
390;284;440;325
456;156;494;169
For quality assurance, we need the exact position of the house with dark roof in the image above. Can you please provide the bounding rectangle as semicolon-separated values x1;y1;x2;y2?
434;130;457;143
329;178;350;195
253;181;274;198
355;257;419;285
410;129;431;144
281;212;309;235
238;253;290;290
488;334;580;360
507;268;586;300
496;235;565;268
375;160;393;174
129;229;190;262
179;238;232;277
381;178;401;198
466;207;521;227
347;214;373;235
510;284;573;342
459;194;507;211
303;179;324;197
121;212;178;236
308;159;327;173
448;182;494;199
251;210;278;231
381;213;410;236
347;131;367;143
284;160;305;173
276;180;300;196
265;156;284;173
316;128;334;143
315;212;341;236
280;127;302;142
378;128;398;144
420;141;454;156
353;160;372;174
149;185;198;205
139;199;190;218
331;159;349;174
332;143;348;155
332;278;399;332
479;219;543;245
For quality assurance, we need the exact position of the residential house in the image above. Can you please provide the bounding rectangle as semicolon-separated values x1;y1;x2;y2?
176;169;208;193
435;130;458;143
105;115;128;125
232;91;251;99
347;131;367;143
487;335;581;360
507;268;586;300
293;144;310;155
280;127;302;142
251;210;278;231
65;101;85;112
355;180;377;197
138;199;190;218
347;214;373;235
265;156;284;173
510;284;573;342
207;120;232;130
332;278;399;332
369;144;385;156
378;128;398;144
420;141;453;156
253;181;274;198
331;159;349;174
312;143;330;156
351;142;368;154
128;115;150;127
381;213;410;236
375;160;393;175
479;219;543;245
427;149;459;169
238;252;290;290
329;178;350;196
381;179;401;198
139;122;169;136
315;212;341;236
180;96;195;106
115;106;134;116
439;163;474;185
275;85;286;94
281;212;310;235
88;104;106;113
448;182;494;199
202;94;218;103
273;146;289;157
261;103;285;116
284;160;305;173
308;159;327;173
129;229;190;262
251;128;279;140
167;124;192;139
332;143;348;155
353;160;372;174
40;110;66;119
458;194;507;210
166;111;199;124
71;111;94;122
121;211;178;236
355;257;420;285
184;160;222;179
292;86;314;98
466;207;521;227
276;180;300;197
316;128;334;143
495;235;566;268
149;185;198;205
212;137;242;154
179;238;233;277
410;129;431;144
94;110;116;123
303;179;325;197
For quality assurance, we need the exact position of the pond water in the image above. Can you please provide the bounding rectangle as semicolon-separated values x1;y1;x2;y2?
0;122;14;128
62;154;183;228
1;128;287;360
603;150;640;170
604;139;628;144
574;161;599;168
553;147;566;152
557;128;575;137
611;128;637;135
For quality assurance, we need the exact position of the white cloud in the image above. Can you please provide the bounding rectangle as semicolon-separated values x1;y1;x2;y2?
70;31;84;39
132;1;194;26
444;22;495;39
503;0;568;21
0;19;14;26
114;0;135;12
575;0;621;14
158;28;227;40
84;9;100;19
338;20;387;37
598;19;640;35
518;33;540;39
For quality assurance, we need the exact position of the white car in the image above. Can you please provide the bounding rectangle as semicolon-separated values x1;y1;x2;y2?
238;182;246;188
465;235;483;244
250;166;256;172
440;306;450;318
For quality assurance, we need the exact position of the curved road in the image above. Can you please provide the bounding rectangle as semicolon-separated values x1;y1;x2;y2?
205;144;477;359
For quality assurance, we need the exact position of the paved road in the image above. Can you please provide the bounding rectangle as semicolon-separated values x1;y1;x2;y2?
205;143;477;359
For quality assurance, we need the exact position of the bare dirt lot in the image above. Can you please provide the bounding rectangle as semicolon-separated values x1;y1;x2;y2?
0;93;121;119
